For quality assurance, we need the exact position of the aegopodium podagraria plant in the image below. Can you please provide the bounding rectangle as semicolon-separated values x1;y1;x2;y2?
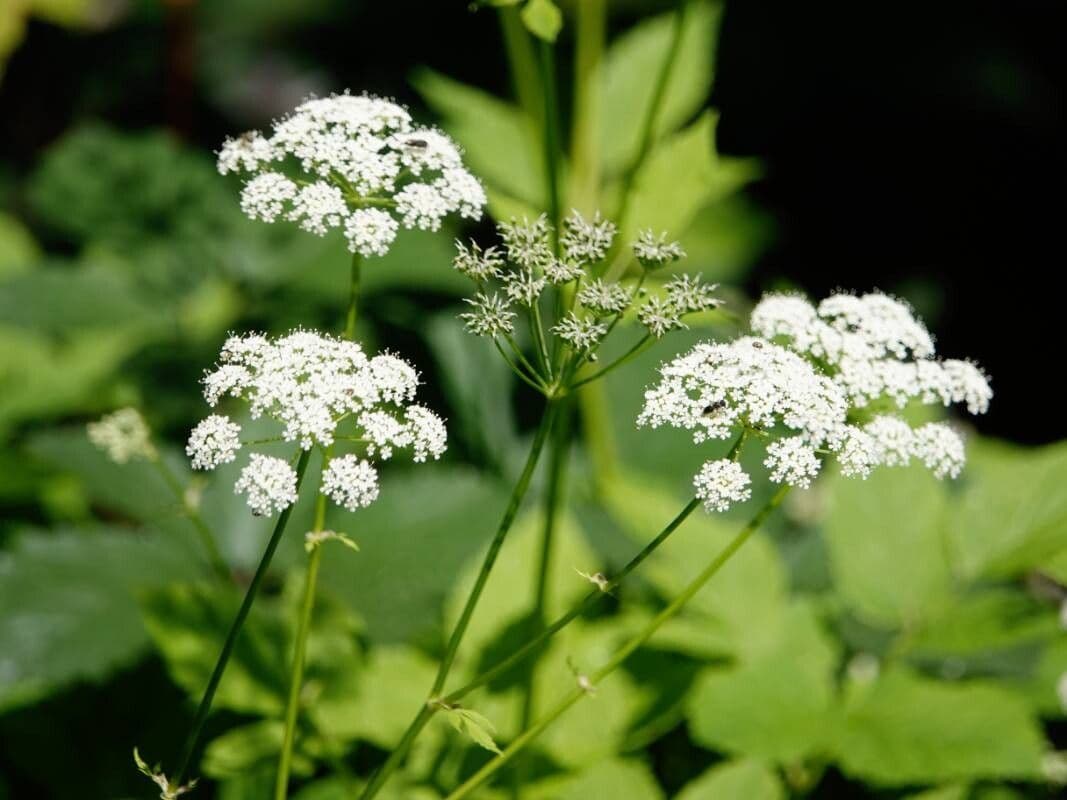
441;291;992;800
356;210;721;799
128;330;446;800
217;92;486;337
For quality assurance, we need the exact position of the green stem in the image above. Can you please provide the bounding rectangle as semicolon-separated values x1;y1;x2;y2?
569;334;654;390
171;449;312;789
153;456;230;583
358;402;560;800
445;485;791;800
513;402;571;798
568;0;606;215
498;6;543;128
274;482;329;800
494;339;549;395
345;252;361;340
606;0;692;282
537;39;563;238
529;304;553;379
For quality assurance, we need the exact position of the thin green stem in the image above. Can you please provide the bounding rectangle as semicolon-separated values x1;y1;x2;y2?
494;339;549;395
529;304;553;379
606;0;692;281
568;0;606;215
445;485;791;800
537;39;563;238
498;6;543;128
569;334;654;390
171;449;312;790
274;482;329;800
513;402;571;798
358;402;560;800
503;333;548;386
345;252;361;340
152;456;230;583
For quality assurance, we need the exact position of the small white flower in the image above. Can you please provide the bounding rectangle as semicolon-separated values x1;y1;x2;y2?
833;426;879;479
577;278;631;315
553;313;607;350
88;408;156;464
694;459;752;512
501;269;547;307
632;229;685;268
186;415;241;470
560;209;616;264
638;296;686;338
453;241;504;282
460;293;515;337
217;131;277;175
497;215;553;269
664;274;721;313
287;181;348;235
941;359;993;415
863;415;914;467
239;172;297;223
321;455;379;511
765;436;821;488
395;182;450;231
542;258;585;284
235;454;298;516
345;208;398;256
911;422;965;479
405;405;448;462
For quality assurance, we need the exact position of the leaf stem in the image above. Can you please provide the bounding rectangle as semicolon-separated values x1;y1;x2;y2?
171;448;312;790
445;484;791;800
569;333;654;390
274;469;330;800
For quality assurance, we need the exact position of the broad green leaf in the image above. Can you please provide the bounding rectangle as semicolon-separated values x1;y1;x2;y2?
1012;634;1067;716
520;0;562;43
319;466;506;644
676;758;785;800
608;112;759;244
526;757;665;800
687;602;839;763
140;583;290;717
600;1;722;174
834;668;1046;785
310;645;436;747
946;438;1067;579
601;470;788;660
822;464;952;628
412;69;544;208
0;525;202;711
0;212;38;276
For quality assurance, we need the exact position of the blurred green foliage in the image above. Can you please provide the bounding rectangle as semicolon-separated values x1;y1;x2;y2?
1;2;1065;799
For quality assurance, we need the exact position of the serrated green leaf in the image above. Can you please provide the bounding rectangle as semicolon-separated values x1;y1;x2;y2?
444;706;502;754
822;463;952;629
520;0;562;43
675;758;785;800
687;602;839;763
0;525;202;711
600;0;721;174
834;668;1046;785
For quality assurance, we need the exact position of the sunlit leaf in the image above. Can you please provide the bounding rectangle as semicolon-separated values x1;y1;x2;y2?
675;758;785;800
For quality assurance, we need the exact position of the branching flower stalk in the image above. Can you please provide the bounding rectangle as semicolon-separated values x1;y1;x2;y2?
360;215;717;799
445;289;993;798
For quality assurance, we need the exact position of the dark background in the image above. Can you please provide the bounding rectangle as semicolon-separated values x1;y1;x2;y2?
1;0;1062;443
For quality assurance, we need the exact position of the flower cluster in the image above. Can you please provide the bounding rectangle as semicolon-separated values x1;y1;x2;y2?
640;291;992;512
186;329;447;515
454;211;720;393
217;93;486;257
88;407;157;464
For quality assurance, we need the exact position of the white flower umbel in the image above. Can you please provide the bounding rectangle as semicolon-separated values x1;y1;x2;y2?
632;229;686;269
186;415;241;470
694;459;752;512
188;329;447;515
641;291;992;511
88;408;156;464
235;454;299;516
218;93;485;256
321;455;379;511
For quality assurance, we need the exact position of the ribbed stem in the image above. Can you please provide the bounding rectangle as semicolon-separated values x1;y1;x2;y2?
171;449;312;789
445;485;791;800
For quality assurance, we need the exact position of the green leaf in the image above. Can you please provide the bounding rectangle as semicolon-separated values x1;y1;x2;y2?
822;463;952;629
443;706;502;754
600;0;722;174
526;758;665;800
412;69;543;208
319;465;506;644
946;438;1067;579
0;525;203;711
140;583;290;717
608;112;759;243
0;211;39;276
834;668;1046;785
675;758;785;800
903;788;968;800
687;602;839;763
520;0;562;43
